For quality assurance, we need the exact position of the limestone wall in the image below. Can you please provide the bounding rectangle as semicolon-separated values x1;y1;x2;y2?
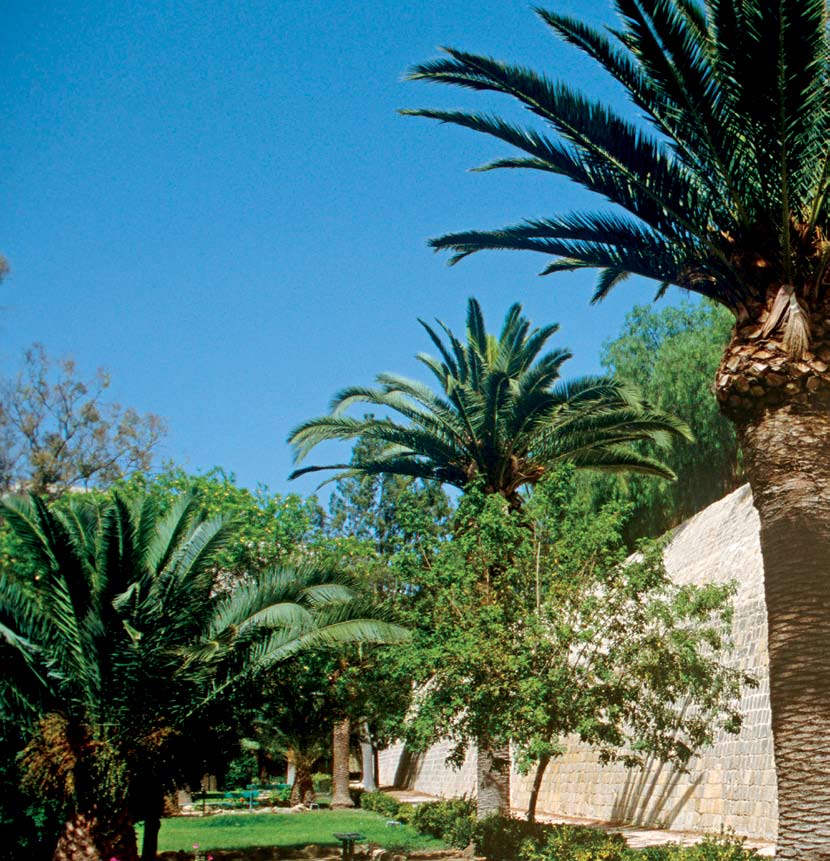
381;485;779;840
377;739;477;799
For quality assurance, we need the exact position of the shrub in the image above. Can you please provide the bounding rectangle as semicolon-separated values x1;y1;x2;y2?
471;818;760;861
268;786;292;805
361;792;402;819
519;823;628;861
312;773;332;794
410;797;477;848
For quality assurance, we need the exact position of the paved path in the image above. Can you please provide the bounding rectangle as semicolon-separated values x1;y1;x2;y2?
382;790;775;856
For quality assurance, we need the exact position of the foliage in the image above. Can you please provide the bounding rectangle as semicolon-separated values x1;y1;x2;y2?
0;343;165;497
111;465;325;577
478;818;626;861
223;752;258;790
360;791;402;819
0;722;64;861
397;472;750;787
406;2;830;361
290;298;691;509
326;436;451;560
580;301;740;541
0;488;409;857
465;819;759;861
409;797;477;848
312;773;332;794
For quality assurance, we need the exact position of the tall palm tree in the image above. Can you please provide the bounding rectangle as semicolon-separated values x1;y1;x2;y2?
404;3;830;854
290;298;689;817
289;298;690;510
0;491;408;861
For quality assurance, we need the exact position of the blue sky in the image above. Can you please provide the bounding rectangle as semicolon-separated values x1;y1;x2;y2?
3;0;676;499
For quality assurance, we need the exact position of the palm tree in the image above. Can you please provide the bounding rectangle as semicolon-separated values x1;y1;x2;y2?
290;298;689;816
289;298;690;511
404;3;830;854
0;490;408;861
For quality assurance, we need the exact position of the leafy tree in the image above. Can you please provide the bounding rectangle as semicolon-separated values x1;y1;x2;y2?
327;436;451;559
0;490;408;861
400;475;749;823
291;299;689;816
290;298;690;510
581;301;740;541
406;2;830;850
0;344;165;497
112;465;325;577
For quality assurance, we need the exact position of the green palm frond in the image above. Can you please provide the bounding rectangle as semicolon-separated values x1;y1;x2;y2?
404;2;830;317
1;488;410;773
289;299;686;505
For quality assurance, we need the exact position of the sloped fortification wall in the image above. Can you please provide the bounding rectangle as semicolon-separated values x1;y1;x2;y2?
511;484;777;839
380;485;778;840
377;739;477;799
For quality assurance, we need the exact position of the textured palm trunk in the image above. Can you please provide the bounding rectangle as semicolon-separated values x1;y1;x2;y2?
718;322;830;858
53;809;137;861
476;740;510;818
331;718;354;808
289;755;315;806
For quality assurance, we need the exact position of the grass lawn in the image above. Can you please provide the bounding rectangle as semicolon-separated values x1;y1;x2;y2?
141;810;447;854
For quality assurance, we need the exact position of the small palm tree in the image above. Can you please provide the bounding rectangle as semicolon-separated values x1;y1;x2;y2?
404;3;830;851
0;490;408;861
290;298;690;510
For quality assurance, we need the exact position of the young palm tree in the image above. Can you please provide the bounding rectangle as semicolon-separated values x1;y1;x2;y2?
0;491;408;861
404;3;830;854
290;298;689;817
289;297;690;511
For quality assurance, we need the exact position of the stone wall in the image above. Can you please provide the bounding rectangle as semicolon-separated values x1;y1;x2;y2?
377;738;478;800
380;485;779;840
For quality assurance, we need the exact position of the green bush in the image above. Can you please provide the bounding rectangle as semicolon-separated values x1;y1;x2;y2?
224;753;257;790
361;792;402;819
465;817;757;861
410;797;477;848
268;786;292;805
312;772;332;794
514;822;628;861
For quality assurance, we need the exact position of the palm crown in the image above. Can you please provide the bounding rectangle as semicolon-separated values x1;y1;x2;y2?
0;490;408;857
290;298;690;508
404;1;830;361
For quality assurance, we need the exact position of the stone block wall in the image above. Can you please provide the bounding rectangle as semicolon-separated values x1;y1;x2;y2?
380;485;779;841
377;739;477;799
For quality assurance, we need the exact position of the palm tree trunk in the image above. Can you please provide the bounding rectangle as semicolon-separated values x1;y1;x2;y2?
526;753;551;823
331;718;354;809
735;403;830;859
53;809;138;861
476;740;510;818
290;754;315;806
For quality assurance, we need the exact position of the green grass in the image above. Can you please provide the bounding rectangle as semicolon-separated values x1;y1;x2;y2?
141;810;447;854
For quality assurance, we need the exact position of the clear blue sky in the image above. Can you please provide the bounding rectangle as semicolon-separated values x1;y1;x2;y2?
3;0;676;498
